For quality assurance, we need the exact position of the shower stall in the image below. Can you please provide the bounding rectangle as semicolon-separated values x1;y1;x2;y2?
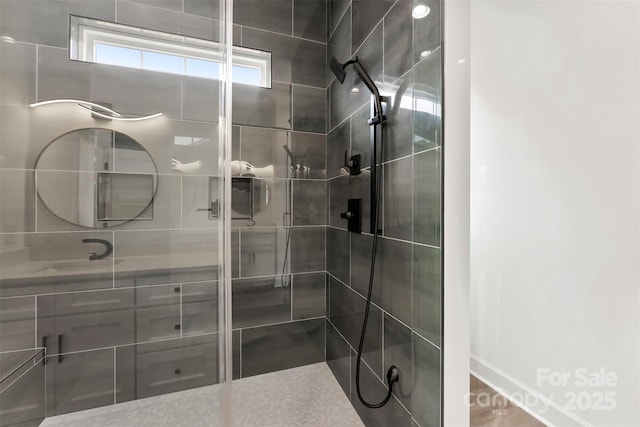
0;0;443;426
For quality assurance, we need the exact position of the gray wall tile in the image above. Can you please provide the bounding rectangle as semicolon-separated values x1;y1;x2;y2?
414;49;442;152
293;85;327;133
128;0;183;12
412;245;441;346
233;0;292;35
413;149;441;246
413;0;441;65
0;41;36;106
290;132;327;179
0;169;35;233
350;105;372;168
232;276;291;328
383;157;413;240
184;0;220;19
294;0;327;42
350;349;413;427
292;272;326;319
384;1;413;83
232;82;292;129
412;333;441;427
326;319;351;396
351;0;394;53
351;234;412;326
290;227;326;273
327;227;350;284
239;127;290;178
327;119;350;178
384;313;413;411
182;77;220;122
0;0;115;47
116;0;220;42
329;0;350;37
0;352;45;425
328;276;381;377
241;318;324;377
293;180;326;226
327;4;351;87
383;70;414;161
242;27;326;88
329;173;371;230
239;228;283;278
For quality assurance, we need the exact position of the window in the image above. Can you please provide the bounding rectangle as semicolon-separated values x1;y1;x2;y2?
70;16;271;88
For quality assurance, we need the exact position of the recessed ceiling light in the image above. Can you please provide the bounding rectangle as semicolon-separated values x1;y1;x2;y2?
420;50;432;58
351;87;360;93
412;4;431;19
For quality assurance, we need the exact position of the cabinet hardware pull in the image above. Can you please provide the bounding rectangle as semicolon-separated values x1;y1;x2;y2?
58;335;64;363
42;336;48;365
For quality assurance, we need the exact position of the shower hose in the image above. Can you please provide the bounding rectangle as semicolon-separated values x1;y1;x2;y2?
355;121;399;409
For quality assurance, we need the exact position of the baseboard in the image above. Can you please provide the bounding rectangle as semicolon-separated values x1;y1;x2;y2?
470;355;592;427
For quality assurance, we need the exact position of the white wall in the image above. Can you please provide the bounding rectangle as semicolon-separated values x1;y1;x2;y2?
470;1;640;426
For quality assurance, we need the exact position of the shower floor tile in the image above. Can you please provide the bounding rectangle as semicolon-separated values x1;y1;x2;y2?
40;362;363;427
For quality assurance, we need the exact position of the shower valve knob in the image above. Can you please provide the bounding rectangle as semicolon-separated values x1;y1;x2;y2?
341;198;362;233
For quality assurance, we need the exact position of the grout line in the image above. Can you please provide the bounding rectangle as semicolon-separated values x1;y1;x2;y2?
113;347;117;404
241;25;326;46
179;283;183;338
412;329;440;351
34;296;38;349
35;44;39;102
328;1;351;41
239;328;242;378
34;171;38;232
291;0;294;37
236;315;325;332
381;312;385;379
179;175;183;228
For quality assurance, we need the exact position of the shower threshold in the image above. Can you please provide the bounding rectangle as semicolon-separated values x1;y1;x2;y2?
40;363;363;427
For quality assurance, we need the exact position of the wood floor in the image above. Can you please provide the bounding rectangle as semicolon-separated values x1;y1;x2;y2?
470;375;547;427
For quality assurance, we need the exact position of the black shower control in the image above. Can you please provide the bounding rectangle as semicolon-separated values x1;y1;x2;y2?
340;198;362;233
344;151;361;175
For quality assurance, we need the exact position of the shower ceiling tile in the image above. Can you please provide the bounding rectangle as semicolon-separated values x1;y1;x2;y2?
293;0;327;43
233;0;292;35
0;0;115;48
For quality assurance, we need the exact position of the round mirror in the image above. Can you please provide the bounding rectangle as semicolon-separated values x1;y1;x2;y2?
35;128;158;228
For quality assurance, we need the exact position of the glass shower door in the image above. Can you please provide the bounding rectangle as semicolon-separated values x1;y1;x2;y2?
0;1;230;426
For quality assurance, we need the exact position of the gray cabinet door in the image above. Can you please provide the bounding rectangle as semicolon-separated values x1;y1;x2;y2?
135;338;218;399
0;356;45;427
46;348;115;416
135;305;181;342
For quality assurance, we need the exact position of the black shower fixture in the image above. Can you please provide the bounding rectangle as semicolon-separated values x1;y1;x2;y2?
331;55;398;410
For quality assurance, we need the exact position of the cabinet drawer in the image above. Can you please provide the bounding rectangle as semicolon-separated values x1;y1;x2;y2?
39;309;134;354
135;305;180;342
37;288;134;317
135;340;218;399
135;285;180;307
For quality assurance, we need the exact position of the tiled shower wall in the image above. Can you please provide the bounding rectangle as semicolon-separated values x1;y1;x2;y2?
324;1;442;426
0;0;328;423
229;0;329;379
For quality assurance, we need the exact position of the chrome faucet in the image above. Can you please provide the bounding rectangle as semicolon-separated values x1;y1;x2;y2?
81;239;113;261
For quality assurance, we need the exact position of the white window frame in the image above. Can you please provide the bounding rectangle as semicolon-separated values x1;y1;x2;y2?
70;16;271;88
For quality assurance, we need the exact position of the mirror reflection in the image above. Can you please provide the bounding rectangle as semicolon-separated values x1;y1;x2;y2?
35;129;158;228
